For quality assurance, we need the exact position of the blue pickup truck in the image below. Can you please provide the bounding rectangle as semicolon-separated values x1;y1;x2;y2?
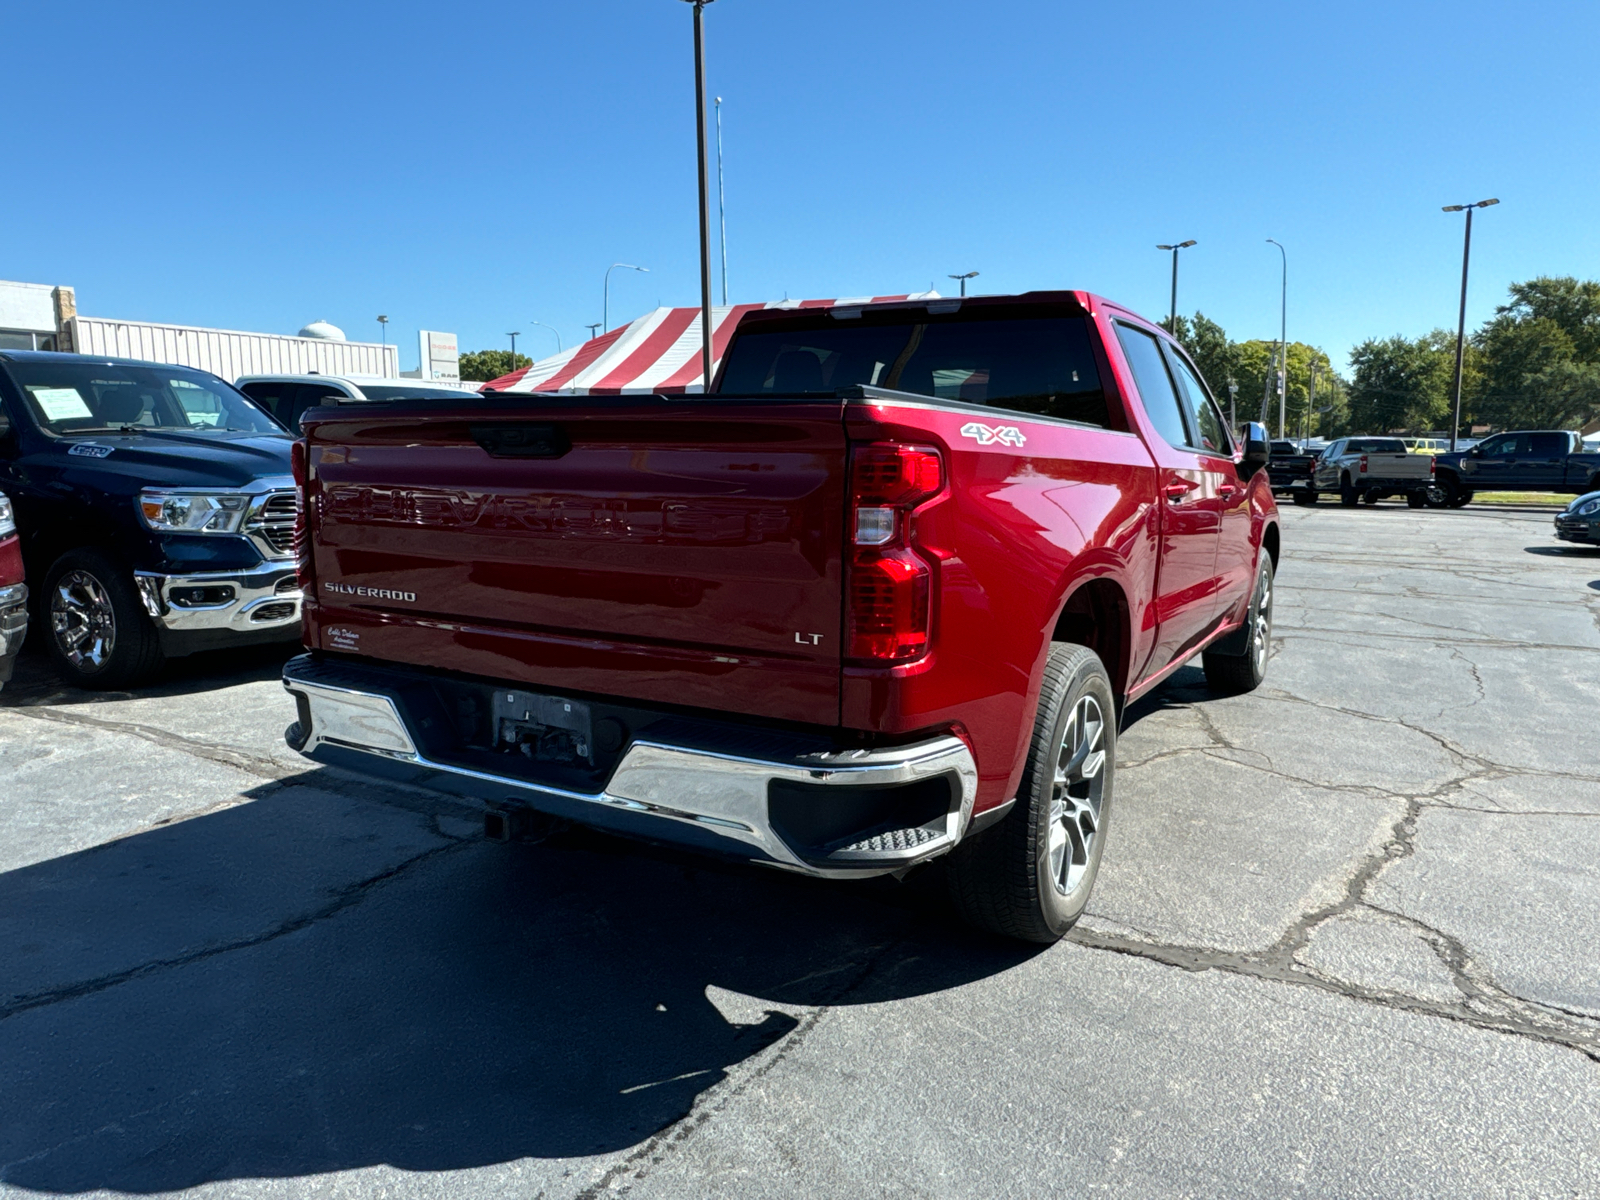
1433;430;1600;507
0;350;301;687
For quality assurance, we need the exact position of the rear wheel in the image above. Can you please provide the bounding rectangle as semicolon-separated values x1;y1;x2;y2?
43;550;164;689
1203;554;1274;695
1362;490;1380;505
1340;475;1359;507
946;644;1115;943
1407;492;1425;508
1292;489;1318;506
1444;480;1474;508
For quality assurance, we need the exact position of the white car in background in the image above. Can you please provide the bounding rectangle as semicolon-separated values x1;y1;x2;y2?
235;374;482;430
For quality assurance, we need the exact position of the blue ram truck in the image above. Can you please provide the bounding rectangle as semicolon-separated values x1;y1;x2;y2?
1433;430;1600;508
0;350;300;687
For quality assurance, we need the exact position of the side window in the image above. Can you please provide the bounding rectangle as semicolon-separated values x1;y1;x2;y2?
1164;346;1231;456
1114;323;1189;450
1529;432;1568;456
1477;434;1512;456
240;382;292;425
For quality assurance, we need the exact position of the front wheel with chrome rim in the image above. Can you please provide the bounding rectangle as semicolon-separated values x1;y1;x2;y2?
1202;553;1274;695
945;643;1116;943
42;549;164;689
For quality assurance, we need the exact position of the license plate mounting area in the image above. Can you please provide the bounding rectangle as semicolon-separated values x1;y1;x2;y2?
493;689;594;766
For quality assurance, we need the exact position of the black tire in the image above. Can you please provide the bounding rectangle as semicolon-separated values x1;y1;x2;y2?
42;549;164;689
1407;492;1425;508
1292;489;1318;506
946;644;1116;944
1362;490;1380;505
1203;553;1274;695
1440;477;1473;508
1340;475;1359;506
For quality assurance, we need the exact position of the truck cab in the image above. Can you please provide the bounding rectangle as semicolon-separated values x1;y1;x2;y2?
0;351;301;688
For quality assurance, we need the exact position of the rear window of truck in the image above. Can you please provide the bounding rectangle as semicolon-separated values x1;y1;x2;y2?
719;314;1111;428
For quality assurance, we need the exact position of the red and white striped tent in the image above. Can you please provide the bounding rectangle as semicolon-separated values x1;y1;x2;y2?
484;293;940;394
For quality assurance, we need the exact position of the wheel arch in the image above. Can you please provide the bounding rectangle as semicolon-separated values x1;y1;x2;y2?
1260;521;1280;573
1050;574;1132;714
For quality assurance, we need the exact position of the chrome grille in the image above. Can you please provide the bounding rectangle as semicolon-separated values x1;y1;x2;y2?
247;490;300;558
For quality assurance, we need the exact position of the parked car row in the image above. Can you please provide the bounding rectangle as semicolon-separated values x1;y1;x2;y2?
0;353;485;689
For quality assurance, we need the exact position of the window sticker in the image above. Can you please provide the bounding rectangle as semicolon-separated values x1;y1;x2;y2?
28;387;93;420
67;442;114;458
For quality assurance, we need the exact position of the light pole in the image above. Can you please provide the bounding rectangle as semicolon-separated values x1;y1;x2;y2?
1266;239;1287;438
604;262;649;332
1227;379;1238;434
377;314;388;344
1155;240;1196;331
715;95;728;306
507;332;520;365
528;320;562;354
1442;198;1499;451
681;0;717;390
947;271;979;297
585;323;602;342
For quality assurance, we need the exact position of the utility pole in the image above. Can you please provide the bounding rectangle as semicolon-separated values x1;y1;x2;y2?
1267;239;1287;438
1155;241;1196;331
1442;198;1499;451
683;0;717;391
1227;379;1238;435
1306;362;1317;443
1260;347;1276;427
715;96;728;306
507;332;520;364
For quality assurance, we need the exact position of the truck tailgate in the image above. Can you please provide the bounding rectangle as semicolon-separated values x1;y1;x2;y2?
302;401;846;725
1365;452;1431;477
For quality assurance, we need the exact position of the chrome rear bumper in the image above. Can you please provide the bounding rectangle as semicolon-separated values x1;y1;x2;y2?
282;657;977;878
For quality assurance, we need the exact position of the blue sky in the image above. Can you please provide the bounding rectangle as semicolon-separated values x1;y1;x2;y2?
8;1;1597;373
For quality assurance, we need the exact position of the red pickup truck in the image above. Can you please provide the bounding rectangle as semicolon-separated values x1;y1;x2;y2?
282;292;1279;942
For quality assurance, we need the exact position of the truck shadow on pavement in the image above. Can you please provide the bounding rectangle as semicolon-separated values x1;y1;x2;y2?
0;774;1037;1192
0;640;298;709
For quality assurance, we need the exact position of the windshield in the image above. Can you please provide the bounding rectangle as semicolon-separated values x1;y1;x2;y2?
9;361;282;436
719;314;1109;427
1346;438;1407;453
1271;441;1298;455
357;384;482;401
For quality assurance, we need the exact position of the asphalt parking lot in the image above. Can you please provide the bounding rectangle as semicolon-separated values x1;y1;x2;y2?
2;502;1598;1198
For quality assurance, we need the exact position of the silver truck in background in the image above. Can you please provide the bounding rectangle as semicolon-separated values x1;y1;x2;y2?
1310;437;1438;507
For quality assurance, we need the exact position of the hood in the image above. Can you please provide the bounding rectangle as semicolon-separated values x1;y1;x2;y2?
40;429;294;494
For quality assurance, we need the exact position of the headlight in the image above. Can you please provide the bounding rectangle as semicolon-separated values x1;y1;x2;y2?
1578;499;1600;517
0;493;13;537
137;489;250;533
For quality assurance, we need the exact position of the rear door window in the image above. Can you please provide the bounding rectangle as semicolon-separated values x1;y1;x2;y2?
1113;323;1190;450
1529;432;1569;456
240;381;294;424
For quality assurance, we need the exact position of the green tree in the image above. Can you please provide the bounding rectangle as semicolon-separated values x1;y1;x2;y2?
1346;334;1453;433
1471;277;1600;429
458;349;532;382
1165;312;1340;437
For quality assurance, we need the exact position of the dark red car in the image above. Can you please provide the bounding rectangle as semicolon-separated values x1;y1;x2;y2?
0;490;27;689
281;292;1280;941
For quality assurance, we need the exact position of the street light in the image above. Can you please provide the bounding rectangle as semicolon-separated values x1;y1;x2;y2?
585;323;603;342
1227;379;1238;434
947;271;979;297
527;321;562;354
681;0;718;390
1266;239;1287;438
604;263;649;332
1154;240;1196;331
715;95;728;306
1442;198;1499;451
376;314;388;344
507;332;521;364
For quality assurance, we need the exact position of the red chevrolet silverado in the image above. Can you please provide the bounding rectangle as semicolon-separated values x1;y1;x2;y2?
282;292;1279;942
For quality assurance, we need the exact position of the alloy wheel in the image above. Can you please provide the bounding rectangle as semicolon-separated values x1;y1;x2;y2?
1251;566;1274;676
1047;694;1107;897
51;570;117;672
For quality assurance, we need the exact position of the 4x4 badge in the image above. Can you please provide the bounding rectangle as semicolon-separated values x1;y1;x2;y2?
960;421;1026;448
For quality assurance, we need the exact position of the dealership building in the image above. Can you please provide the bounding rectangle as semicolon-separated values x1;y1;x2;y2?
0;278;459;383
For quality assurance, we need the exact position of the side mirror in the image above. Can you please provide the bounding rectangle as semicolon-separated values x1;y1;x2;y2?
1239;421;1269;476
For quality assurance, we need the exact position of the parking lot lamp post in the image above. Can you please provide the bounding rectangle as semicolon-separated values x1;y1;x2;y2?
716;96;728;306
377;315;388;345
947;271;979;297
604;263;649;333
1227;379;1238;435
507;332;520;366
585;323;602;342
528;321;562;354
1267;239;1287;438
1155;241;1196;331
1442;198;1499;451
682;0;717;391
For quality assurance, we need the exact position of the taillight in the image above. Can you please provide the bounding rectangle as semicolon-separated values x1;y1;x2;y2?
289;440;312;589
1429;455;1437;476
847;443;942;663
1359;454;1368;473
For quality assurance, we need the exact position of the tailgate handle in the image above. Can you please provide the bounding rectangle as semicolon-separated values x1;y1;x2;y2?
470;423;571;458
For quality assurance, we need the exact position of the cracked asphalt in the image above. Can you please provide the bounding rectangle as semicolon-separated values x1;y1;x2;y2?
2;502;1599;1198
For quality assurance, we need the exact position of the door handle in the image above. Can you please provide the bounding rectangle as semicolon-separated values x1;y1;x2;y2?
1164;480;1197;502
1218;483;1241;500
